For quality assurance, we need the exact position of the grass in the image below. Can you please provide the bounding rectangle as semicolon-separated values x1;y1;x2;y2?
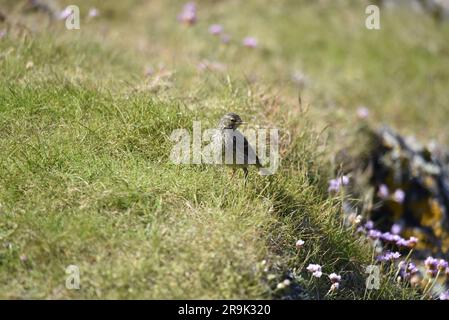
0;0;448;299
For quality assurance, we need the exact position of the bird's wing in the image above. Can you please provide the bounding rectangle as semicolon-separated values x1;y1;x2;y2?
230;130;261;166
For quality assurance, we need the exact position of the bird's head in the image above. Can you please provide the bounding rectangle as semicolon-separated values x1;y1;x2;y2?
218;112;244;130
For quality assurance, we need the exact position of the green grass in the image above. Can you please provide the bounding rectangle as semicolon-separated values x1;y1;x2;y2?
0;0;448;299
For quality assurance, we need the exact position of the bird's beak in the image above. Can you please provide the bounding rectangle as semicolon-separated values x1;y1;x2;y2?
239;121;246;125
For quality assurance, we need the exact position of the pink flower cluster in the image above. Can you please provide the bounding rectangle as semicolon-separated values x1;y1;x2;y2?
178;2;197;25
306;264;322;278
376;251;401;262
178;3;258;47
377;184;406;203
207;24;232;44
424;257;448;277
398;261;419;280
328;273;341;291
306;262;342;292
328;175;350;193
362;221;418;249
242;37;258;48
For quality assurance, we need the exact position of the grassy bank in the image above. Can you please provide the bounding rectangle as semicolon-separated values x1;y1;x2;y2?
1;0;448;299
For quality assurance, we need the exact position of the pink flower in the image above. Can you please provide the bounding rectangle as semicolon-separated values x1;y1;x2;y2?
398;262;419;280
306;264;320;272
357;106;370;119
378;184;389;199
179;11;196;25
437;259;448;271
377;251;401;262
391;252;401;259
393;189;406;203
208;24;223;35
306;264;322;278
364;220;374;230
329;273;341;283
341;175;350;185
368;229;382;240
88;8;99;18
391;224;402;235
183;2;196;12
381;232;395;243
328;175;350;193
295;239;305;249
243;37;258;48
178;2;197;25
440;291;449;300
0;30;6;39
407;263;419;275
406;236;418;248
58;7;74;20
425;257;438;276
396;238;408;247
328;179;340;193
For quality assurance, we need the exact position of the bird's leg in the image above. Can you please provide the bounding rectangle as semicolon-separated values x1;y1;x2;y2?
243;167;248;185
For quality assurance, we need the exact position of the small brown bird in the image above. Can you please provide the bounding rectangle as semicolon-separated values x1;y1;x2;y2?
213;112;262;179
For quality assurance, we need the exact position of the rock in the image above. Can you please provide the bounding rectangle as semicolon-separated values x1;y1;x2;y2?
354;126;449;258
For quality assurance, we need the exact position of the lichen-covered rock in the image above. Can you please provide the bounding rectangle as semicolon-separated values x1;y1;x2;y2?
352;126;449;258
